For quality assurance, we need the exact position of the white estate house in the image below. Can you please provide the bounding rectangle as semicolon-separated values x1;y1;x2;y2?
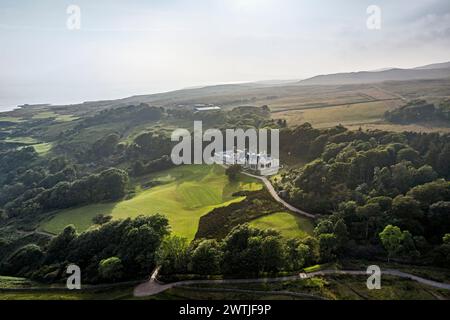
194;105;221;112
213;149;280;176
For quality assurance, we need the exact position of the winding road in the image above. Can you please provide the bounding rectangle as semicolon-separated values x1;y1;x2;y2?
240;171;317;219
133;268;450;298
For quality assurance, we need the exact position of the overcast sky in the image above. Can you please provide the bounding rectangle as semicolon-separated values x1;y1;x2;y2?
0;0;449;109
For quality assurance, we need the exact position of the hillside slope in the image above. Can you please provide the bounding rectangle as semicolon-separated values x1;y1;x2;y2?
298;67;450;86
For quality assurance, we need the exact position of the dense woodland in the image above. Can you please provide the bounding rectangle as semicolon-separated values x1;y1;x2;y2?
385;99;450;124
277;123;450;267
1;215;169;283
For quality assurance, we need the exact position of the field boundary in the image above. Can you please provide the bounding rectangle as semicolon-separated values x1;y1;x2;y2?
271;98;401;114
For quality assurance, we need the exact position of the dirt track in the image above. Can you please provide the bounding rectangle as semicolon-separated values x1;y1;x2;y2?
133;268;450;297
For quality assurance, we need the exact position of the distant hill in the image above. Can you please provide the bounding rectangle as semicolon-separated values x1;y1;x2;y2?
298;62;450;86
414;61;450;70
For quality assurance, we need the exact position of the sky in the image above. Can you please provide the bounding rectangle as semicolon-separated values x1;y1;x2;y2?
0;0;449;110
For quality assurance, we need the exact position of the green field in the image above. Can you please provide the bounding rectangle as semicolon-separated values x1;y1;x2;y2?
4;136;39;144
40;165;262;240
32;111;78;122
277;100;401;128
31;142;53;155
2;136;52;155
249;212;314;238
0;276;42;289
0;290;131;300
0;116;23;123
0;276;134;300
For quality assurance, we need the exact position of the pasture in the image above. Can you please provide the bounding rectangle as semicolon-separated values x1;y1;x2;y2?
32;111;78;122
275;100;401;128
249;212;314;238
40;165;262;241
31;142;53;155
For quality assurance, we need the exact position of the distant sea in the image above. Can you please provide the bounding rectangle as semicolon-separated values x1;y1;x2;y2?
0;81;186;114
0;103;19;113
0;94;38;112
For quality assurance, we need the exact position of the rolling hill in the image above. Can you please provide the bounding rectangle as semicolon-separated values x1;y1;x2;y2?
298;63;450;86
414;61;450;70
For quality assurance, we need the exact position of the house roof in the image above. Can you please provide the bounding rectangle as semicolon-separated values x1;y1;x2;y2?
194;106;221;111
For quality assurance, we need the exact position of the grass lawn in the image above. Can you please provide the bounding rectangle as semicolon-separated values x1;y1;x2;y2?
32;111;78;122
0;286;135;300
0;276;41;289
2;136;52;155
277;100;401;128
40;165;262;241
4;136;39;144
0;116;24;123
31;142;53;155
249;212;314;238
